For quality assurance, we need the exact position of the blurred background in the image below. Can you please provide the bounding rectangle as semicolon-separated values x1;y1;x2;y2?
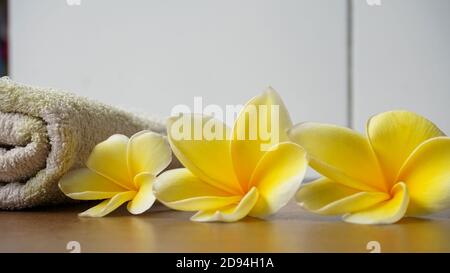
1;0;449;133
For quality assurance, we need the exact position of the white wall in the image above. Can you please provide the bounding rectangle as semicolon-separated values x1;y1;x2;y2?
8;0;450;183
353;0;450;133
8;0;348;128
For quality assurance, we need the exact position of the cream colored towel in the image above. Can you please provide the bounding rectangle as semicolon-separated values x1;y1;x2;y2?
0;77;167;209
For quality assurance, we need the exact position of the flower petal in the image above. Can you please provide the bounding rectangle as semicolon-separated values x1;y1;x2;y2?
367;110;444;185
79;191;136;217
343;182;409;224
191;187;259;222
248;142;307;218
297;177;358;210
86;134;134;190
296;177;390;215
153;168;240;211
127;172;156;215
167;114;242;194
288;122;386;192
128;131;172;178
398;137;450;216
231;88;293;188
58;168;127;200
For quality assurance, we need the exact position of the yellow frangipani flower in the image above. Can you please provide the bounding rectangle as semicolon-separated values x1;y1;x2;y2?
59;131;172;217
289;110;450;224
154;89;308;222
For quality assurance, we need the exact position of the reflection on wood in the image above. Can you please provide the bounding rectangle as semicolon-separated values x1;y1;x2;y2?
0;201;448;252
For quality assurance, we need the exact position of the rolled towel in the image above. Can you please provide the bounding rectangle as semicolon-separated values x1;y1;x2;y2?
0;77;168;209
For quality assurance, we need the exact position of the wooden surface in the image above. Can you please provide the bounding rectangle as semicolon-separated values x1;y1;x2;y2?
0;201;449;253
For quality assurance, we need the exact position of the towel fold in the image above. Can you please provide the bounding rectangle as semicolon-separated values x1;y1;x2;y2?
0;77;168;209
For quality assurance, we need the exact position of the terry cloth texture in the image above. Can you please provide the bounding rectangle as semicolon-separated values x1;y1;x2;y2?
0;77;171;209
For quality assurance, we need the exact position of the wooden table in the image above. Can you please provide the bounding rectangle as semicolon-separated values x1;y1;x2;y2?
0;201;449;252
